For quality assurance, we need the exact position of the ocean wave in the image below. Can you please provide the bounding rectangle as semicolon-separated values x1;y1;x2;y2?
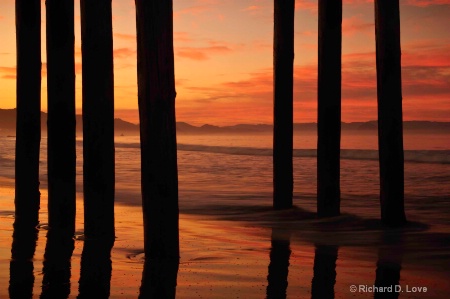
113;142;450;164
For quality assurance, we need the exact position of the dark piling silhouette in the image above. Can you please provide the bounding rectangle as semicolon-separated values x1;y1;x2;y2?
80;0;115;239
375;0;406;227
77;239;114;298
266;229;291;299
273;0;295;210
139;259;179;298
46;0;76;238
317;0;342;217
311;245;338;299
135;0;180;260
40;230;74;299
14;0;41;229
9;227;39;299
374;232;403;298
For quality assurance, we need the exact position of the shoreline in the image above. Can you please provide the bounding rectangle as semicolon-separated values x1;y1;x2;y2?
1;182;450;298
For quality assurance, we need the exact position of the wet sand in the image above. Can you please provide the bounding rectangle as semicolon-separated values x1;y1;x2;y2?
1;178;450;298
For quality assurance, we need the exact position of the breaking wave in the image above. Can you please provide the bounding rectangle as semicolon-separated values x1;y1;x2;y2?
113;142;450;164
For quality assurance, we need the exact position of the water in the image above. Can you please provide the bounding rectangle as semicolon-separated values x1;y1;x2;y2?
1;132;450;220
1;132;450;298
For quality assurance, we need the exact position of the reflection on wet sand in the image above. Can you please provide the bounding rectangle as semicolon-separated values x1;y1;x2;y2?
311;244;338;299
266;228;291;299
139;258;179;299
77;239;114;298
40;230;75;299
374;230;404;299
9;226;38;299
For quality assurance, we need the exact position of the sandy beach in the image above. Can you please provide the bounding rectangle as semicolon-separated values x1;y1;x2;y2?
1;172;449;298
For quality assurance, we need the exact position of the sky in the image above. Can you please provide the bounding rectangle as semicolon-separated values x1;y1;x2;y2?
0;0;449;125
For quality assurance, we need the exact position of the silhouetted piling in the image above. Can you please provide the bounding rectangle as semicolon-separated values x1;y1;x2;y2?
135;0;179;260
266;229;291;299
80;0;115;239
273;0;295;210
46;0;76;237
374;0;406;227
317;0;342;218
14;0;41;229
374;231;403;299
311;245;338;299
40;230;74;298
9;227;39;299
78;239;114;299
139;259;179;299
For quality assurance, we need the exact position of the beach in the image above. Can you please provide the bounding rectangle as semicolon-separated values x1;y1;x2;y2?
1;133;450;298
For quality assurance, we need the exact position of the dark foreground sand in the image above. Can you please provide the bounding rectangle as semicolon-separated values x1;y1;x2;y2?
1;179;449;298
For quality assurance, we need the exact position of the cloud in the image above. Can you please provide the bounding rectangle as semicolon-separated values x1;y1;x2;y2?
113;48;136;59
174;2;215;18
344;0;373;4
174;32;193;43
75;63;82;74
403;65;450;96
0;66;15;79
176;38;450;124
403;0;450;6
115;31;195;45
176;45;232;61
75;46;82;58
114;33;136;41
295;0;317;12
243;5;261;12
402;40;450;67
342;16;374;36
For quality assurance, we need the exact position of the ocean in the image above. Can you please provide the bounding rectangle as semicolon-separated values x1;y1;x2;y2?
0;131;449;298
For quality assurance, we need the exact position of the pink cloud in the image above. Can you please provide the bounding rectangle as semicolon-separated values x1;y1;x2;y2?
176;39;450;124
342;16;374;36
295;0;317;12
402;41;450;67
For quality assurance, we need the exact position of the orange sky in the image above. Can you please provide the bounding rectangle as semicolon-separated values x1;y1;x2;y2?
0;0;449;125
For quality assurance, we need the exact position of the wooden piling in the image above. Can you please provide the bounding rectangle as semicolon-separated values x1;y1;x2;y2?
135;0;179;260
317;0;342;217
375;0;406;227
273;0;295;210
14;0;42;229
80;0;116;239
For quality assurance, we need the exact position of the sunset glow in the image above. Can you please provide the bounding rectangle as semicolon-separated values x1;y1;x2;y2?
0;0;449;125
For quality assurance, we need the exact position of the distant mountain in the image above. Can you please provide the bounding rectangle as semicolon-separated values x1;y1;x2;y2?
1;108;449;135
0;109;140;134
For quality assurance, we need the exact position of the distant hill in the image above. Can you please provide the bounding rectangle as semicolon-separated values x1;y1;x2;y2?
0;108;140;134
1;108;449;135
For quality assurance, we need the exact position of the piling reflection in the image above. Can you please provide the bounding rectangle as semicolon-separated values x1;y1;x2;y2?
374;230;404;299
40;230;74;298
9;226;39;299
77;238;114;299
311;244;338;299
138;258;179;299
266;228;291;299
